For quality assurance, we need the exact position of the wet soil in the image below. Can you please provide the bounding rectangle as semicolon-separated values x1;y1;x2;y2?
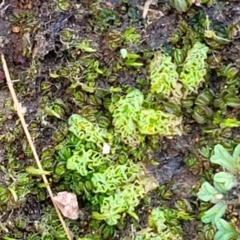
0;0;240;239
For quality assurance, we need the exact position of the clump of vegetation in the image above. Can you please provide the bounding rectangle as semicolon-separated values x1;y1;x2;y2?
180;42;209;96
2;0;240;239
56;113;158;226
197;144;240;239
124;206;188;240
150;52;180;98
110;89;182;146
149;42;209;103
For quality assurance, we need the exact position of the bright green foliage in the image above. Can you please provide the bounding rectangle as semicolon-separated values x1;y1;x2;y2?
180;42;209;96
214;219;240;240
92;169;158;225
110;89;182;145
150;52;180;97
93;181;147;225
68;114;110;148
129;207;183;240
123;27;140;44
200;202;228;224
149;42;209;101
57;113;158;226
137;109;182;136
110;89;144;145
91;162;142;193
197;144;240;238
214;113;240;128
25;166;51;176
67;150;111;176
210;144;240;174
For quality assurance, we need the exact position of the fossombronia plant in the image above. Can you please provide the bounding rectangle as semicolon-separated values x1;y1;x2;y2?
149;42;209;102
109;89;182;146
180;42;209;96
56;114;158;226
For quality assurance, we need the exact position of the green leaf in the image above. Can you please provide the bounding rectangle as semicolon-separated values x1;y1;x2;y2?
127;210;139;221
201;202;227;224
25;166;51;176
170;0;189;12
180;42;208;96
213;172;237;192
8;186;18;202
120;49;128;59
124;60;143;67
214;218;239;240
80;83;96;93
44;106;62;119
76;42;96;52
49;73;59;78
213;182;229;195
233;144;240;163
210;144;237;173
197;182;221;203
220;118;240;128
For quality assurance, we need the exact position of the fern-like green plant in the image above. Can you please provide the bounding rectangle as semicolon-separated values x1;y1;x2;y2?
110;89;182;145
180;42;209;96
150;52;181;98
68;114;110;148
67;149;111;176
149;42;209;101
125;207;183;240
110;89;144;145
137;109;182;136
93;180;152;225
91;162;142;193
56;113;159;226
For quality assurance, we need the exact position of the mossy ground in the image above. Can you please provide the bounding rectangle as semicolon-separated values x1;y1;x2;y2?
0;0;240;239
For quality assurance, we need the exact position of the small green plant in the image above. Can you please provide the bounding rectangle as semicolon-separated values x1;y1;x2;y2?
124;207;184;240
197;144;240;239
123;27;140;45
170;0;190;12
213;113;240;128
214;218;240;240
109;89;182;145
180;42;209;96
149;52;180;98
56;113;158;226
120;50;143;67
149;42;209;101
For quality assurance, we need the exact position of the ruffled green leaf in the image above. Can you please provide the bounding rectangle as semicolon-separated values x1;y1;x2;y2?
150;52;180;98
213;172;237;192
197;182;222;203
210;144;237;173
137;109;182;136
201;202;228;224
214;218;239;240
67;150;110;176
110;89;144;145
180;42;209;97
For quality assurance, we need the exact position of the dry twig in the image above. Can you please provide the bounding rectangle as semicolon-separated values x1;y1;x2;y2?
1;53;73;240
142;0;156;19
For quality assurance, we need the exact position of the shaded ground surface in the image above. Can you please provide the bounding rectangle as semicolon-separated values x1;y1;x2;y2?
0;0;240;239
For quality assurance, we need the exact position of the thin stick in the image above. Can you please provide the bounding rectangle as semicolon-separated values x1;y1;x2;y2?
1;53;73;240
142;0;155;19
